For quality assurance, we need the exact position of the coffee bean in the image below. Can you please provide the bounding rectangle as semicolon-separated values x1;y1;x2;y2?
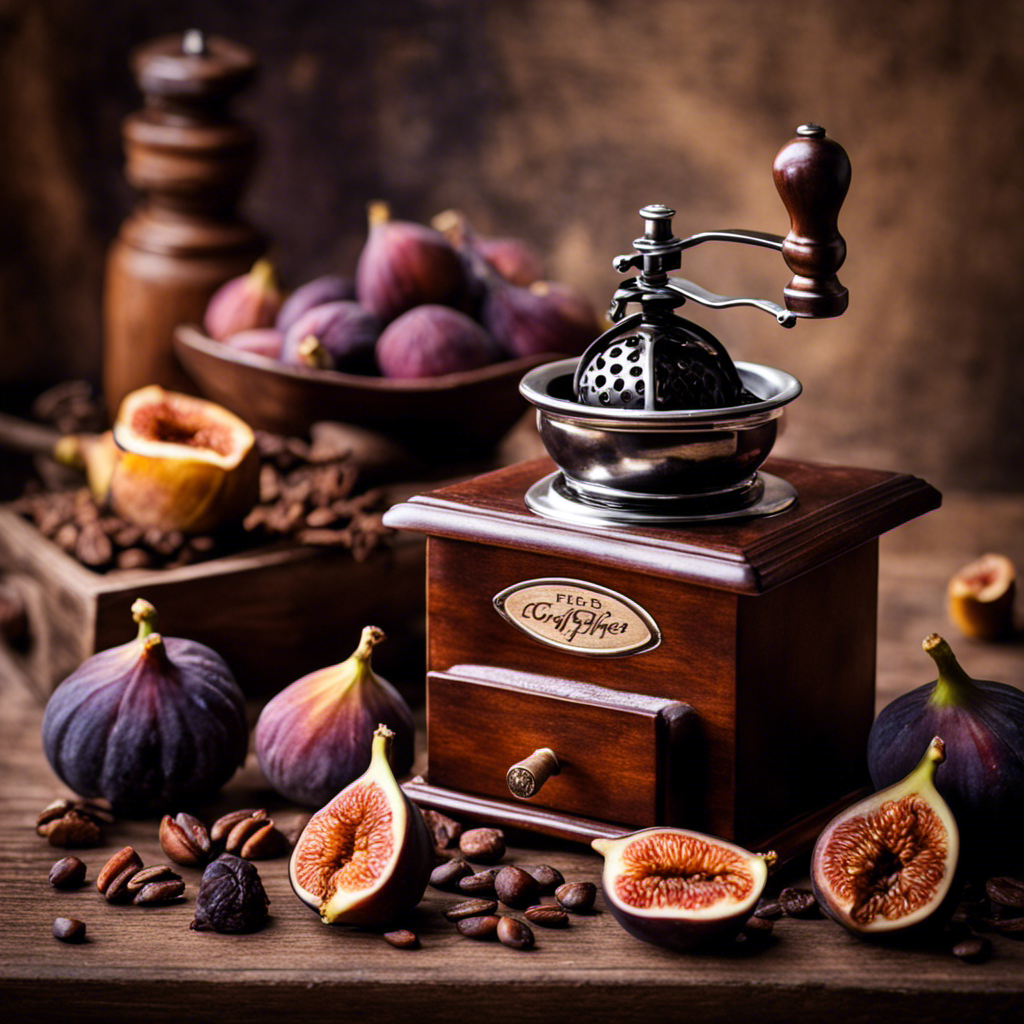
952;936;992;963
53;918;86;943
444;899;498;921
458;869;498;896
49;856;86;890
421;809;463;849
133;879;186;905
521;864;565;895
779;887;820;918
741;915;775;942
105;864;142;904
497;916;535;950
430;858;472;891
383;929;420;950
96;847;143;894
986;877;1024;912
126;865;182;892
495;866;540;909
456;915;501;939
555;881;596;913
992;916;1024;936
459;827;506;864
753;898;784;920
524;904;569;928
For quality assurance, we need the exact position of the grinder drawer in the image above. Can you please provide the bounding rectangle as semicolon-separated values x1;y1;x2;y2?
426;669;699;829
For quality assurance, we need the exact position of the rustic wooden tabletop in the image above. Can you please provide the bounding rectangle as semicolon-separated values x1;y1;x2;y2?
1;490;1023;1023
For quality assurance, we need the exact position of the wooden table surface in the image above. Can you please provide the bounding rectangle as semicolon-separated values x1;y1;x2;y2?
2;489;1023;1023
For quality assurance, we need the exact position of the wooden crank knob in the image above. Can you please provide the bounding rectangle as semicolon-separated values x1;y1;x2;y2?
773;123;851;318
506;748;560;800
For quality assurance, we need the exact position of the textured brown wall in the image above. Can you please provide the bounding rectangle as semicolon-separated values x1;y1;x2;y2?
1;0;1022;490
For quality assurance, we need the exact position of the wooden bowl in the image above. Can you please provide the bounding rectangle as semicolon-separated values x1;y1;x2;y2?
174;324;556;457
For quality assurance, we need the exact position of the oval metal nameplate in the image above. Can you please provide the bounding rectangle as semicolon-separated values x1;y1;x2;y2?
493;578;661;657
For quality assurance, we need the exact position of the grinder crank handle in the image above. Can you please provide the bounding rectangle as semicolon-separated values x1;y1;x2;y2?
773;123;851;318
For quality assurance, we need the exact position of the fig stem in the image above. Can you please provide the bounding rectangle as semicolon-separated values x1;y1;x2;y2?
372;723;394;762
131;598;159;639
923;634;978;708
298;335;333;369
367;200;392;229
591;838;612;857
248;258;278;292
355;626;386;661
908;736;946;786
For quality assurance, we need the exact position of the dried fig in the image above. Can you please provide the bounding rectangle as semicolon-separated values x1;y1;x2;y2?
376;305;497;379
276;275;356;334
204;258;284;341
254;626;414;807
812;736;959;938
592;828;773;951
289;724;433;926
280;301;380;372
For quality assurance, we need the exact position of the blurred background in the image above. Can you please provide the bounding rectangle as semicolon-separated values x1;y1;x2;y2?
1;0;1022;492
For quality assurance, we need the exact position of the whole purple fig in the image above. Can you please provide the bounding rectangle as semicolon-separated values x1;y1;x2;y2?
482;278;599;358
433;208;544;287
867;634;1024;874
204;259;284;341
376;305;497;379
223;328;285;359
41;599;248;816
254;626;414;807
356;201;470;324
281;301;380;372
275;275;356;334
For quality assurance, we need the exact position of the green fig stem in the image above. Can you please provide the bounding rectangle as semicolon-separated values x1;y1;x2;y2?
131;598;159;639
372;723;394;762
355;625;386;661
924;633;979;708
248;257;278;292
141;632;169;664
298;335;333;369
907;736;946;788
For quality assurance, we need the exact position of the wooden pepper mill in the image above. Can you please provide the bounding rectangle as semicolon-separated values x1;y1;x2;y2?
103;30;265;417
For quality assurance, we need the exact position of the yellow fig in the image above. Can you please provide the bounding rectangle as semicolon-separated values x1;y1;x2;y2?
109;386;259;534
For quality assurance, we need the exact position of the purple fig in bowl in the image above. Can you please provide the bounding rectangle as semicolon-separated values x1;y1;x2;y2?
223;328;285;360
356;201;470;324
482;278;600;358
432;208;544;287
281;301;380;372
276;275;356;334
376;305;497;379
204;259;284;341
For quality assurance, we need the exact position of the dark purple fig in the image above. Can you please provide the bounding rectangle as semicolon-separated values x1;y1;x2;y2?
868;634;1024;874
432;209;544;287
222;328;285;360
482;277;599;358
275;275;356;334
41;599;248;816
356;201;470;324
204;259;284;341
281;301;380;372
376;305;497;379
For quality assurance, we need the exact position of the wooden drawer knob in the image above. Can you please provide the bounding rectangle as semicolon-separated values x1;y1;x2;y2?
506;748;560;800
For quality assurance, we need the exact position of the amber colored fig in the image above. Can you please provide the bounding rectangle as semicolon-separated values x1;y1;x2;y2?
289;725;433;926
109;386;259;534
947;553;1016;640
41;599;248;816
356;201;470;324
280;301;380;372
222;328;285;360
432;209;544;287
254;626;415;807
482;277;599;358
276;275;356;334
592;828;773;951
813;737;959;938
376;305;498;379
203;259;283;341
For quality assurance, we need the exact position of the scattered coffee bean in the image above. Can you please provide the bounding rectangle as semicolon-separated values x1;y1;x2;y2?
383;929;420;950
105;864;142;904
459;827;506;864
49;856;86;890
495;866;540;909
159;812;212;866
521;864;565;895
524;904;569;928
555;881;596;913
986;877;1024;912
421;809;463;849
992;916;1024;937
741;915;775;942
239;821;290;860
779;887;820;918
96;847;143;894
52;917;86;943
430;858;472;891
952;935;992;963
444;899;499;921
133;878;186;906
126;865;181;892
753;898;784;920
458;869;498;896
497;916;535;950
210;808;269;844
456;914;501;940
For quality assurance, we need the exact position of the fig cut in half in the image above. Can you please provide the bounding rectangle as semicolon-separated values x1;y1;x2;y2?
592;828;774;951
811;736;959;939
110;386;259;534
289;724;432;927
947;553;1016;640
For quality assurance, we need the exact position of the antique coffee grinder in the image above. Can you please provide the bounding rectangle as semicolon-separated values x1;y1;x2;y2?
385;126;940;859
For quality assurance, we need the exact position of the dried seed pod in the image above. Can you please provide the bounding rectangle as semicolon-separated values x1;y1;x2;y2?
191;854;270;934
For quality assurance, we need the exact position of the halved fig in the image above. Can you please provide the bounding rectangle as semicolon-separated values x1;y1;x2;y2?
947;553;1016;640
591;828;773;951
110;386;259;534
289;724;432;927
811;736;959;939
